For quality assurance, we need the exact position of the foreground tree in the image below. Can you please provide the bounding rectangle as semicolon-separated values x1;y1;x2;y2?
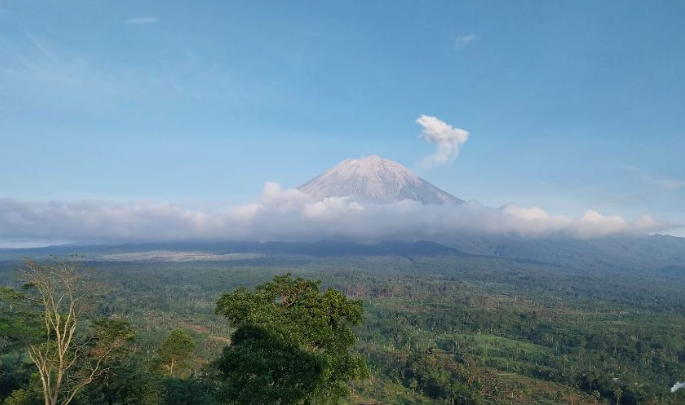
84;351;164;405
159;328;196;377
22;256;134;405
214;273;368;405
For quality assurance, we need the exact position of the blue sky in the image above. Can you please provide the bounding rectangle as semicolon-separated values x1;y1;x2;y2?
1;0;684;240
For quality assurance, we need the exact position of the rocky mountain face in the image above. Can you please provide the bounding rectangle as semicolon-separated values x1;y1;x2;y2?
297;155;462;204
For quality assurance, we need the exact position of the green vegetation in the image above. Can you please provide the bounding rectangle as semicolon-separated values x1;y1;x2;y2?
1;251;685;404
159;329;196;377
214;274;368;404
19;257;135;405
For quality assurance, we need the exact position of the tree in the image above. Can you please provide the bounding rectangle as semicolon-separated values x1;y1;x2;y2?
22;256;134;405
1;285;40;395
159;329;196;377
613;386;623;405
160;376;219;405
1;286;42;366
84;351;163;405
214;273;368;405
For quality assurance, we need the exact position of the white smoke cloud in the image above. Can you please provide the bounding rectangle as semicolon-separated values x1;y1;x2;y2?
672;381;685;393
416;115;470;167
455;34;479;49
0;184;669;246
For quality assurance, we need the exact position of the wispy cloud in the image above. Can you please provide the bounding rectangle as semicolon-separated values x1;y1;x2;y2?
1;34;275;121
26;33;54;60
0;184;669;245
416;115;470;167
455;34;478;49
122;17;158;25
654;178;685;191
627;166;684;191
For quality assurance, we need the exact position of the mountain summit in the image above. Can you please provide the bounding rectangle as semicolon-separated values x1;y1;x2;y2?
297;155;463;204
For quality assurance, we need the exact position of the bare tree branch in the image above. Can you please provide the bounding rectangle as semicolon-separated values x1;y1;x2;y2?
22;255;129;405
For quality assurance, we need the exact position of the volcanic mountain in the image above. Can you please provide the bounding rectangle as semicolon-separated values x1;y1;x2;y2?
297;155;463;204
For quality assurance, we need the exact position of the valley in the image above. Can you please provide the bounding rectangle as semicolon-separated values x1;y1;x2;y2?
3;248;684;404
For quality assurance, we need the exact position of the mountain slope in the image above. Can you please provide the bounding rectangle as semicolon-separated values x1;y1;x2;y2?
2;235;683;274
298;155;462;204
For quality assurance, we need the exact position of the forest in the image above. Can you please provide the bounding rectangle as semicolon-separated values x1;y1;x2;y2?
2;250;685;405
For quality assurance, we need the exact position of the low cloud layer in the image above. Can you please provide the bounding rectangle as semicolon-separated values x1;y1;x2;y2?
0;184;668;246
416;115;470;167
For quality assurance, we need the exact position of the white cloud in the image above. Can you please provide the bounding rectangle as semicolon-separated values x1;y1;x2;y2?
640;174;684;191
654;178;685;191
122;17;158;25
501;204;548;220
672;381;685;393
455;34;478;49
0;185;669;246
27;34;54;60
416;115;470;167
626;166;684;191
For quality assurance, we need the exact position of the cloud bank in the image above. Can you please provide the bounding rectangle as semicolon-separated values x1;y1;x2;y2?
0;183;668;246
416;115;470;167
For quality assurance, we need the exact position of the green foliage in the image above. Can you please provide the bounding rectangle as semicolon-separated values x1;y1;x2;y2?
214;324;325;404
89;318;136;353
399;350;484;404
158;329;196;377
2;374;43;405
2;389;35;405
0;285;50;404
214;274;369;404
4;251;685;405
0;286;40;357
81;352;163;405
160;377;218;405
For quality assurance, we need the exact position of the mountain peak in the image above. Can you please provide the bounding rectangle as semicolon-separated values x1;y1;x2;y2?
298;156;463;205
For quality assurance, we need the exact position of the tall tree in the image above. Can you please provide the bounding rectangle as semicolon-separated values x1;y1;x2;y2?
158;329;196;377
22;256;134;405
214;273;368;405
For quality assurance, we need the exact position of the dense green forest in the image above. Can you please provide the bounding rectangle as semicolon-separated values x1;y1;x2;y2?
2;251;685;404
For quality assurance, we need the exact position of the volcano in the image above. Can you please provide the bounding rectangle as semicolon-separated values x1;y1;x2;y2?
297;155;462;204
